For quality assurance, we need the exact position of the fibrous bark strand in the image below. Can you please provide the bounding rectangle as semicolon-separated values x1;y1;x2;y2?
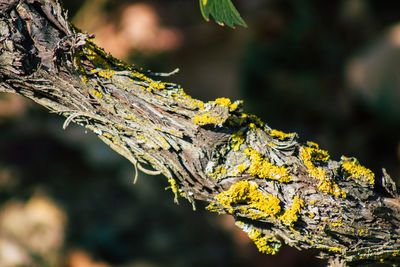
0;1;399;265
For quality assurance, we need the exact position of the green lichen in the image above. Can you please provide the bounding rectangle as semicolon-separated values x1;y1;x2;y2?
244;148;292;182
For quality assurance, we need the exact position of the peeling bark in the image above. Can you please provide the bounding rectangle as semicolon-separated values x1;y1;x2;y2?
0;1;399;265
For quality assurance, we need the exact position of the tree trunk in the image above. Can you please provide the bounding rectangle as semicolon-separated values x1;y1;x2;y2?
0;0;399;265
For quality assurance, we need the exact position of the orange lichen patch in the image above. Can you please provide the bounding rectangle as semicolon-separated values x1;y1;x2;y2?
212;180;281;219
231;131;245;151
279;195;304;226
341;157;375;186
248;229;281;255
244;148;292;182
300;143;346;198
269;129;295;140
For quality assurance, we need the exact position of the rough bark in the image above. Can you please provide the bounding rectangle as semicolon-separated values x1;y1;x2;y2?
0;1;399;265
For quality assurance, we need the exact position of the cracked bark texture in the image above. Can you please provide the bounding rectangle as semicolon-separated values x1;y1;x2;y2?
0;1;399;265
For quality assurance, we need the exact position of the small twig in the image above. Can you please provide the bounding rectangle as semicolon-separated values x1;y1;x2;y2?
63;112;84;129
137;163;162;176
147;68;180;77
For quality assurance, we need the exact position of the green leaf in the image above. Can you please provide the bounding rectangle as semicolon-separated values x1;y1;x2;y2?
199;0;247;29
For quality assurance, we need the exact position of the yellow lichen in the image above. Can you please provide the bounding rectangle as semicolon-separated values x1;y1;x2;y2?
174;89;205;110
279;195;304;226
300;143;346;198
229;101;239;112
269;129;295;140
83;41;113;70
97;69;115;80
231;131;245;151
329;219;343;228
341;157;375;186
213;180;281;219
302;142;330;161
244;148;292;182
192;112;225;126
214;97;231;107
212;97;241;112
237;164;247;173
248;229;280;255
315;244;343;253
149;81;166;90
328;247;342;253
268;142;277;147
92;89;103;99
167;176;179;197
240;113;264;127
81;76;88;84
209;166;227;179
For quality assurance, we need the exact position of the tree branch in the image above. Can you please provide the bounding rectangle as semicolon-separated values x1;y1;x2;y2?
0;0;399;265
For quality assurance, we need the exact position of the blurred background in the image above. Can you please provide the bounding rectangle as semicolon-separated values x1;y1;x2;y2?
1;0;400;266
